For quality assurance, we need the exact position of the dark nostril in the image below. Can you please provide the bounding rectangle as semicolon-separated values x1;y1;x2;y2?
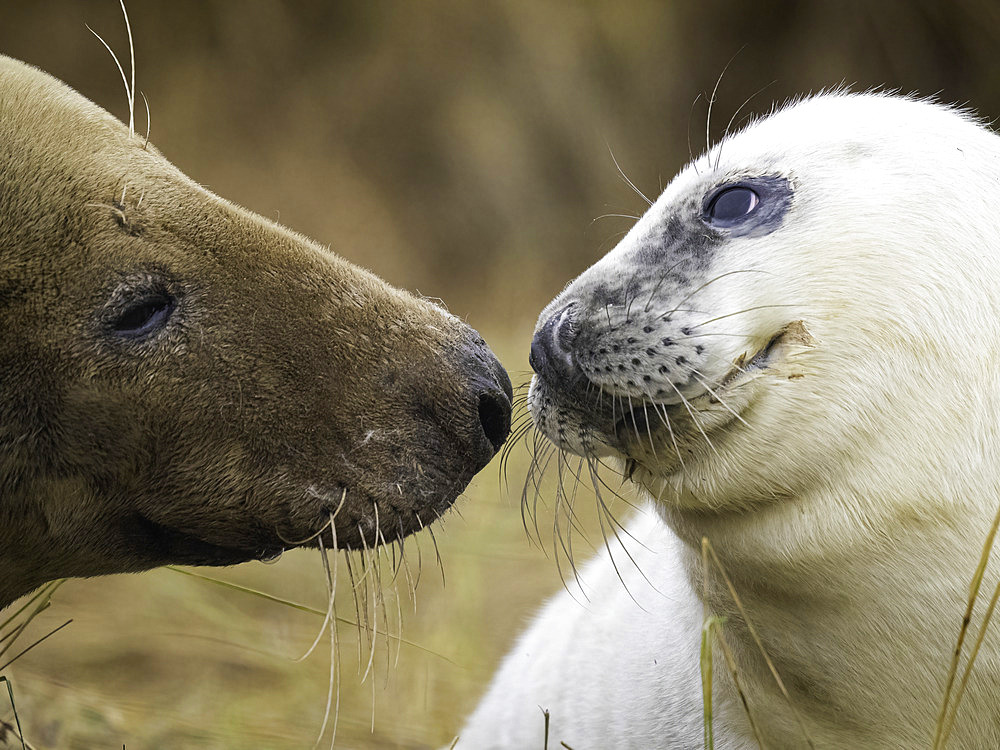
530;303;582;384
456;332;512;463
478;391;512;453
552;304;577;352
529;336;545;374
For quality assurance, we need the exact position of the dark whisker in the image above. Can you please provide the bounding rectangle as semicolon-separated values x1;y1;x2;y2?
552;450;588;595
585;460;650;611
523;441;558;547
586;460;662;591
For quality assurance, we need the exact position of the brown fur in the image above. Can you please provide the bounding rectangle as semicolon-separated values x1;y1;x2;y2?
0;56;511;608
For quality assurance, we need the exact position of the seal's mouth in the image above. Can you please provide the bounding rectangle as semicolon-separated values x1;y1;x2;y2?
612;328;785;443
717;329;785;389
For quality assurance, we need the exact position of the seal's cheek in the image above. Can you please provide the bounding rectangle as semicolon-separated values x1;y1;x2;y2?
73;248;515;558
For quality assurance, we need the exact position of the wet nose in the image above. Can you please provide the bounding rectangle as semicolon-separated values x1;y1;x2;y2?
529;304;584;387
459;336;513;469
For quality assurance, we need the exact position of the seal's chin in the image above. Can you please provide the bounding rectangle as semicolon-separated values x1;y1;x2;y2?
285;474;475;552
130;514;285;567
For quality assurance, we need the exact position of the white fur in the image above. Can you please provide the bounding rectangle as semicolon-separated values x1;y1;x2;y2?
456;93;1000;748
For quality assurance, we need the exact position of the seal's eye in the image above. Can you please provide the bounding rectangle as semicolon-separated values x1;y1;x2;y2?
112;291;175;338
706;186;759;225
700;175;791;236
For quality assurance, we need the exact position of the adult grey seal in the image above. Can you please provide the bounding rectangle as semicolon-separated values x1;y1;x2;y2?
0;55;512;609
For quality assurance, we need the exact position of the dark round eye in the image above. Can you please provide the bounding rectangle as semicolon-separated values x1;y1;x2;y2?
706;186;759;225
112;292;175;337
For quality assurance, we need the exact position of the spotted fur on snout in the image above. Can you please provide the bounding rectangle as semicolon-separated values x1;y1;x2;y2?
527;171;796;475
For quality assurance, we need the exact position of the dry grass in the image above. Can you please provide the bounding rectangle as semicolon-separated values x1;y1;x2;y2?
1;581;71;750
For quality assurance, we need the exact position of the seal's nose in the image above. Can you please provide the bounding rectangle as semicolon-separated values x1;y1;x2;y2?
478;388;510;453
459;336;513;468
529;303;584;386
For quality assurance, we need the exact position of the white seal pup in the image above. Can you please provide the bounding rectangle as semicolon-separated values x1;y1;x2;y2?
455;92;1000;749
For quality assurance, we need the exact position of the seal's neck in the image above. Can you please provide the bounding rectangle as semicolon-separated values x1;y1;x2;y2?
0;548;51;611
660;487;996;747
0;515;61;610
0;484;86;611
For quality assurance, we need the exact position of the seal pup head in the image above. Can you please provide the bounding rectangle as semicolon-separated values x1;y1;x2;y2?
528;91;1000;513
0;56;512;606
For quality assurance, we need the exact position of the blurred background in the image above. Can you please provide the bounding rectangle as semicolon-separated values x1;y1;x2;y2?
2;1;999;747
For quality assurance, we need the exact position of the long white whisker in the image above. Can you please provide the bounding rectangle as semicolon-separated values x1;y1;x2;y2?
708;47;745;171
664;378;718;458
662;270;771;320
607;142;653;206
690;304;796;330
87;24;131;134
312;516;340;749
644;258;686;313
120;0;135;136
687;92;704;176
650;398;685;469
688;371;752;428
140;90;151;148
593;213;641;222
297;536;335;663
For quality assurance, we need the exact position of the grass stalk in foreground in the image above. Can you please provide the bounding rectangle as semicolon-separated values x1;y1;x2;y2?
1;675;26;750
701;537;780;749
933;495;1000;749
700;615;726;750
165;566;455;663
1;579;70;750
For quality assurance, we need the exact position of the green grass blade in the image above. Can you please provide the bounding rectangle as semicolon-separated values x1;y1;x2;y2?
1;676;26;750
701;615;726;750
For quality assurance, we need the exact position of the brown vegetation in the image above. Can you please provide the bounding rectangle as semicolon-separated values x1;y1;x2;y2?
2;1;997;746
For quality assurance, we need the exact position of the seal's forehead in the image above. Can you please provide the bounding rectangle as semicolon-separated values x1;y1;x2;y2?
708;93;985;174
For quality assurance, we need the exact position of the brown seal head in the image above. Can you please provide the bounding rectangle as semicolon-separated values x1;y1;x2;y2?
0;56;511;608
